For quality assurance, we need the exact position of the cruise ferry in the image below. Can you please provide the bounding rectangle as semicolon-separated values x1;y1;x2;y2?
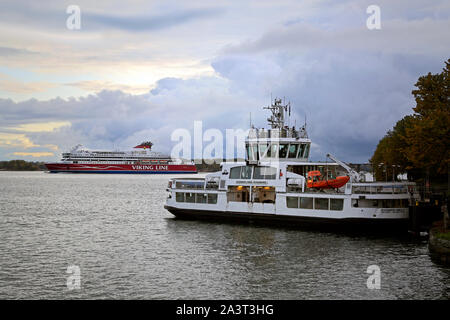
45;141;197;174
164;99;419;229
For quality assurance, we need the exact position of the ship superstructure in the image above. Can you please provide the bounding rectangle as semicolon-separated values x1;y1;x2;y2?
164;99;418;229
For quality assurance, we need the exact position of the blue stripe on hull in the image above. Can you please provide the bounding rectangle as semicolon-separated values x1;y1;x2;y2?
49;170;197;174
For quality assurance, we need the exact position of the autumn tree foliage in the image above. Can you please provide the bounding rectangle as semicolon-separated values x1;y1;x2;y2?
371;59;450;181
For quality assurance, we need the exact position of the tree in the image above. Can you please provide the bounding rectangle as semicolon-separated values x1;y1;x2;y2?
371;59;450;181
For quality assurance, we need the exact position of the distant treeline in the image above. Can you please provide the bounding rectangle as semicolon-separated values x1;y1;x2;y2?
193;159;244;172
0;160;46;171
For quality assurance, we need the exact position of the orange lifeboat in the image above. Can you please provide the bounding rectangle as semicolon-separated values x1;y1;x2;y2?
306;171;350;189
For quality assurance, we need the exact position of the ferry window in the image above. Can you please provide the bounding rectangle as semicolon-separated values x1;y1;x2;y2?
315;198;329;210
299;197;313;209
176;192;185;202
287;197;299;208
298;144;305;158
279;144;288;158
196;193;207;204
247;145;254;161
330;199;344;211
259;144;269;158
230;167;241;179
253;166;277;179
248;144;258;161
269;144;278;158
288;144;298;158
230;166;252;179
208;193;218;204
241;166;252;179
186;193;195;203
304;144;310;158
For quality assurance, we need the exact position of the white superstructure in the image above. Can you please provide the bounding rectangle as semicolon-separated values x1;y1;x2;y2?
164;99;418;229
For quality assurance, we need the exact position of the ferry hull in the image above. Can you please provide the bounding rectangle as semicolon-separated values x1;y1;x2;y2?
45;163;197;174
164;205;409;231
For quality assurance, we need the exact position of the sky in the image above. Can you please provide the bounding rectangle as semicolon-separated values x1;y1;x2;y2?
0;0;449;163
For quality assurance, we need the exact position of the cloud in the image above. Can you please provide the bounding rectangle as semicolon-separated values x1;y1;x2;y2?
84;8;223;32
0;133;39;149
0;73;58;94
0;46;38;56
66;80;152;95
12;151;54;157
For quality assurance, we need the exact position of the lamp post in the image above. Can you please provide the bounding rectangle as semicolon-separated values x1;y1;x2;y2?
378;163;387;182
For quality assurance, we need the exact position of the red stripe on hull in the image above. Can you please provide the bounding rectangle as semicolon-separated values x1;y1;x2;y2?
45;163;197;173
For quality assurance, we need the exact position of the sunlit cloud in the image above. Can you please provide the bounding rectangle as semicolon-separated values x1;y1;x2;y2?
0;73;58;94
9;121;71;133
0;133;39;149
12;151;54;157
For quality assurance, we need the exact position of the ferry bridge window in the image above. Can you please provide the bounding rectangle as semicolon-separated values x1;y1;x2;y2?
259;144;269;158
253;166;277;179
250;145;258;161
288;144;299;158
315;198;329;210
196;193;207;204
298;144;306;158
207;194;218;204
279;144;288;158
299;197;313;209
269;144;279;158
287;196;299;208
330;199;344;211
176;192;185;202
304;144;310;158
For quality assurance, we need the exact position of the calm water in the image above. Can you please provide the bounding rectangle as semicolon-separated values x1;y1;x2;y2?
0;171;448;300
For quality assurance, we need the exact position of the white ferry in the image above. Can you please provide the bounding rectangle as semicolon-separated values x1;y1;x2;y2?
164;99;418;230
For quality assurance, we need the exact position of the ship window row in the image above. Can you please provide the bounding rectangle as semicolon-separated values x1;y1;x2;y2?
229;166;277;180
286;196;344;211
351;199;409;208
64;156;167;160
176;192;218;204
247;143;310;161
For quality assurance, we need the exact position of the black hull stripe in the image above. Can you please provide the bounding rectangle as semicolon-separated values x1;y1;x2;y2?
164;205;409;230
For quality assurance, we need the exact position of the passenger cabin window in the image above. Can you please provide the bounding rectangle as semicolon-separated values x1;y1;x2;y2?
330;199;344;211
315;198;329;210
253;166;277;179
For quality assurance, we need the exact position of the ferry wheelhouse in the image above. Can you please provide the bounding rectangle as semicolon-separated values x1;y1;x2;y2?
45;141;197;174
164;99;418;229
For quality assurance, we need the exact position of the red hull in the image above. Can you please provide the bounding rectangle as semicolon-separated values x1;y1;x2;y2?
45;163;197;174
